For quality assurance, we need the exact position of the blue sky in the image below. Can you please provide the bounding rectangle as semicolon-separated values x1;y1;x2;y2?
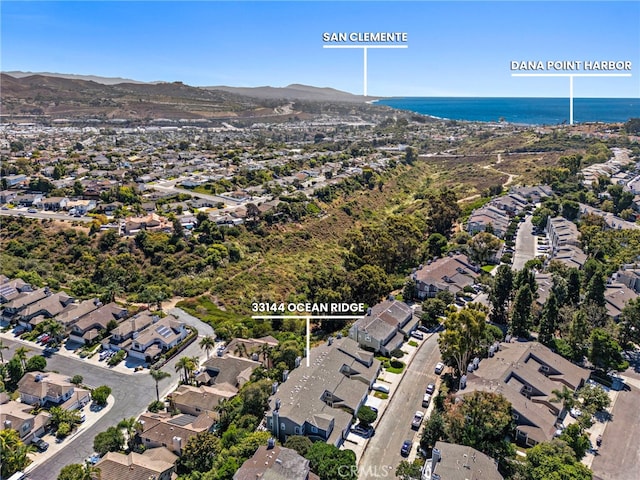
2;1;639;97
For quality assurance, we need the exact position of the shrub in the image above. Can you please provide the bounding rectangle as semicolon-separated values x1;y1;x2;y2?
148;400;165;413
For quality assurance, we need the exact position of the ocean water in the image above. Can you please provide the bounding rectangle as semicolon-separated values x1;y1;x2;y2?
375;97;640;125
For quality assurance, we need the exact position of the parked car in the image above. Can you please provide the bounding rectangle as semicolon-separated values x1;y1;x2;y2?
570;407;582;418
435;362;445;374
351;423;375;438
27;208;37;214
33;438;49;452
410;331;424;340
411;411;425;430
422;393;432;407
401;440;413;457
425;383;436;395
372;383;390;394
417;325;430;333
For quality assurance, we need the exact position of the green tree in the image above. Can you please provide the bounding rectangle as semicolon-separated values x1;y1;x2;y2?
589;328;629;372
426;188;461;238
510;285;533;337
445;391;514;462
175;356;197;384
468;232;502;265
539;292;558;345
25;355;47;372
199;335;217;359
57;462;101;480
0;428;34;478
93;426;124;456
438;306;486;382
91;385;112;406
525;439;592;480
347;264;391;307
284;435;313;457
619;297;640;346
149;368;170;402
550;386;576;412
117;417;141;452
14;346;30;371
421;298;447;327
179;431;221;472
356;405;378;425
305;442;357;480
5;356;24;390
70;375;84;386
420;410;445;451
396;460;422;480
559;423;591;460
425;233;448;258
239;379;271;416
490;265;513;324
585;272;606;307
0;339;8;363
578;383;611;412
567;310;589;362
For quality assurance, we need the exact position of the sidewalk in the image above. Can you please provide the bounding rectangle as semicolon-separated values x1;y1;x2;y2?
579;385;620;469
24;394;116;473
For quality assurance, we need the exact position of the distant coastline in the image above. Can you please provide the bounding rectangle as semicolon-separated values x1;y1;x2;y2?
376;97;639;125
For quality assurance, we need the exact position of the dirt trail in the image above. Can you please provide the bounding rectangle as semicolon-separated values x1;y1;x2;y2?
457;153;517;204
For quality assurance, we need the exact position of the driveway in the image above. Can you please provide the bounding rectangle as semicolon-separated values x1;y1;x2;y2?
512;215;536;270
358;333;442;479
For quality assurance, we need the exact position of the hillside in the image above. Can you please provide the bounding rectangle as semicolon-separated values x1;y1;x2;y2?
0;73;378;122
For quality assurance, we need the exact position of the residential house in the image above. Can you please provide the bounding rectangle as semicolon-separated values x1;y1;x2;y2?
0;190;18;204
0;397;50;444
234;442;320;480
18;372;91;410
467;205;510;238
491;193;528;215
123;213;172;236
412;254;480;299
604;283;638;320
102;310;156;351
0;276;32;304
18;291;75;329
55;298;102;332
68;302;128;345
546;217;580;250
3;174;28;188
266;337;381;447
510;186;552;204
348;299;416;355
550;245;588;270
614;265;640;294
170;384;237;417
464;341;588;446
223;336;279;364
138;412;216;454
14;193;43;207
421;441;503;480
196;355;261;389
1;287;50;320
42;196;69;211
534;273;554;307
127;314;187;362
94;448;178;480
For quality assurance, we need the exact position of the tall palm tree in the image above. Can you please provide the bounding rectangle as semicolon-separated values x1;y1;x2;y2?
175;356;196;384
233;341;248;359
117;417;142;452
81;461;101;480
551;386;576;413
0;340;8;363
149;368;170;402
258;343;273;370
14;346;30;370
46;320;65;345
199;336;216;359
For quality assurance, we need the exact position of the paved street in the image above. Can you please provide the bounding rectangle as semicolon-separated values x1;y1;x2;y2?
512;214;536;270
591;384;640;480
358;333;442;480
1;309;214;480
0;209;94;223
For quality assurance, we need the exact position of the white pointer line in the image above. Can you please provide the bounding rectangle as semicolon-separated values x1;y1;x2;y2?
252;315;364;367
512;72;633;125
323;44;409;96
